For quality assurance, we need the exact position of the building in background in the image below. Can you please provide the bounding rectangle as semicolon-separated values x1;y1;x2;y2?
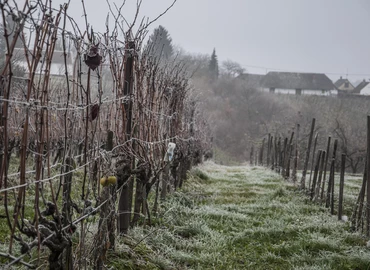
352;79;370;95
236;73;265;91
261;72;336;96
334;76;355;94
12;48;74;77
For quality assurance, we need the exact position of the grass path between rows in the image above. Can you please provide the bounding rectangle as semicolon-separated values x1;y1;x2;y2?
112;162;370;270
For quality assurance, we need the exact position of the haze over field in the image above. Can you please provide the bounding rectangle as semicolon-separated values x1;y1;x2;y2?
51;0;370;81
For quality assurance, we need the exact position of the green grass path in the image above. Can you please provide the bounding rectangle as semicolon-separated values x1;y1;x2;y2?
113;162;370;270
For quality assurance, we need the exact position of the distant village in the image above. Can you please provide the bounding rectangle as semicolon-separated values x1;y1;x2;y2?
237;72;370;97
11;45;370;98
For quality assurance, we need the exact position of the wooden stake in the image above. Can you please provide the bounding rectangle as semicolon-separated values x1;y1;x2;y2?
315;150;326;202
338;153;346;220
309;133;319;190
259;138;265;166
118;40;135;235
281;138;288;177
292;124;300;184
250;146;254;166
326;139;338;209
267;133;271;167
366;115;370;236
321;136;331;200
301;118;315;189
351;159;367;231
310;150;322;200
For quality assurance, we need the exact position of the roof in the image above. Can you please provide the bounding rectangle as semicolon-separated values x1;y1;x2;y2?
237;73;265;89
353;80;370;94
334;77;349;88
261;72;335;90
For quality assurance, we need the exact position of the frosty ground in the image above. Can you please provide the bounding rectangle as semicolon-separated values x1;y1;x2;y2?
110;162;370;269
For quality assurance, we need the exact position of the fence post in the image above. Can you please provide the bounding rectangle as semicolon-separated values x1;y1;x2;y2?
326;139;338;209
250;146;254;166
310;150;322;200
315;150;326;202
338;153;346;220
285;132;295;178
276;137;282;173
118;40;135;235
301;118;315;189
285;144;293;179
274;136;279;172
281;138;288;176
267;133;271;167
259;138;265;166
270;136;274;170
330;140;338;215
292;124;300;184
366;115;370;236
321;136;331;200
351;159;367;231
309;133;319;190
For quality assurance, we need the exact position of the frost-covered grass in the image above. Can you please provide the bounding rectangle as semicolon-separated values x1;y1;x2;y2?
113;161;370;269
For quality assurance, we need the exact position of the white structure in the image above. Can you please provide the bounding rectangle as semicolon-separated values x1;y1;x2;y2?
334;76;355;91
359;83;370;95
12;48;74;77
261;88;338;96
238;72;337;96
262;72;337;96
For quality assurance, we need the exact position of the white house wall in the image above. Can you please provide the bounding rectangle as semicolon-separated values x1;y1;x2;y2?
275;89;295;94
303;89;337;96
15;61;73;77
360;84;370;95
263;88;337;96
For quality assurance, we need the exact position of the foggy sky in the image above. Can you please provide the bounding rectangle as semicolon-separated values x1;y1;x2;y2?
51;0;370;81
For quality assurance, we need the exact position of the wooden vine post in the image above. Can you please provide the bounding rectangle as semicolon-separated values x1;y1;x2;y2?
118;40;135;235
267;133;271;167
326;139;338;214
250;146;254;165
292;124;300;183
366;115;370;236
259;138;265;166
270;136;274;170
338;153;346;221
310;150;322;200
301;118;315;189
314;150;326;201
308;133;319;189
281;137;288;177
351;159;367;231
321;136;331;200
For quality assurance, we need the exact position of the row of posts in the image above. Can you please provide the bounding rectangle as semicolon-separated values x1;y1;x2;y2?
250;117;370;234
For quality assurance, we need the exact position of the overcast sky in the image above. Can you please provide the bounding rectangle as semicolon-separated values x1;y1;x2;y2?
53;0;370;82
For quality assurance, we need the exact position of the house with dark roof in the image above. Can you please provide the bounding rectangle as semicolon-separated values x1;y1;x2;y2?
261;72;337;95
334;76;354;92
352;79;369;94
351;80;370;95
236;73;265;90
